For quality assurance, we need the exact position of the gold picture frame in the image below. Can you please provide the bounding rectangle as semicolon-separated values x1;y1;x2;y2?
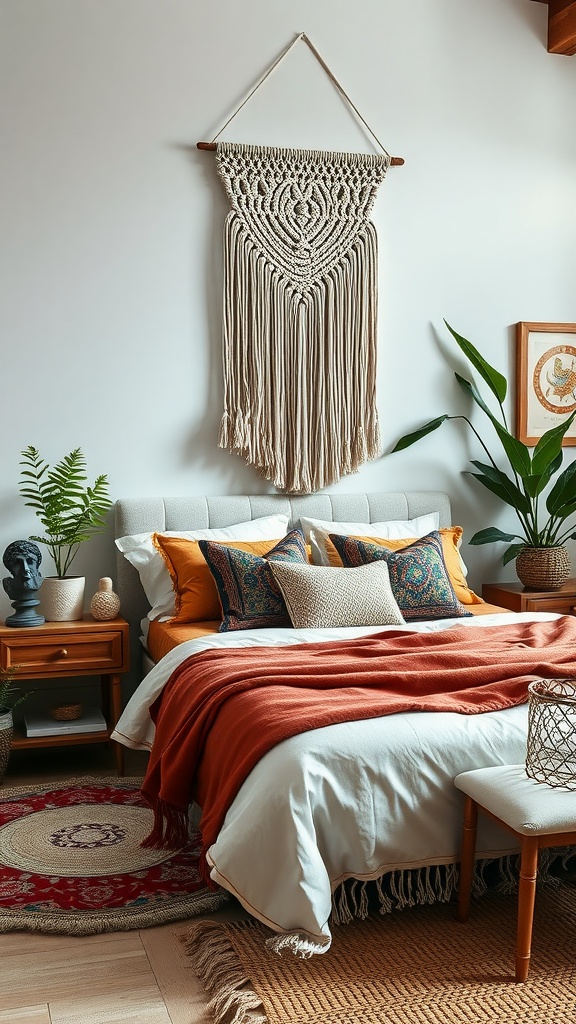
516;322;576;446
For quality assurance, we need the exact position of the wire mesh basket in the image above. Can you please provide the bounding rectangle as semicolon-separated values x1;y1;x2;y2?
526;678;576;789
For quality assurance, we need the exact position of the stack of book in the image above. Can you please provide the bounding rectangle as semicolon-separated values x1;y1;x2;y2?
24;706;106;737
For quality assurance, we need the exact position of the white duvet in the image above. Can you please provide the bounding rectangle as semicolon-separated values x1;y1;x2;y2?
112;611;558;955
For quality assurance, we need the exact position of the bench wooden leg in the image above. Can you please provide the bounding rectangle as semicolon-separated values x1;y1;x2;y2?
457;796;478;923
516;836;539;983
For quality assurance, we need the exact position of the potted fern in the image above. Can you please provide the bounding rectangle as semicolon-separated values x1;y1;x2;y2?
391;322;576;590
0;665;32;782
19;447;112;620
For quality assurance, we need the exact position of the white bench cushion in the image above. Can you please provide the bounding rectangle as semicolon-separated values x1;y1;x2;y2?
455;764;576;836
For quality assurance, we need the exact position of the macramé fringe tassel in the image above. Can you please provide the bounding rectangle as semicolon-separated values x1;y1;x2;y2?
219;223;380;493
265;930;331;958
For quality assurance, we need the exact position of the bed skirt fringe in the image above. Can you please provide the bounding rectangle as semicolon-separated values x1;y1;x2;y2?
329;849;565;928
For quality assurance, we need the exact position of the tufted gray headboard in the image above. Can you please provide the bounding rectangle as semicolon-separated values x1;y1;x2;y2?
114;491;452;685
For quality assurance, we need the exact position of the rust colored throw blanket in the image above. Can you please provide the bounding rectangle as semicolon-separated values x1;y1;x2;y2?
141;618;576;876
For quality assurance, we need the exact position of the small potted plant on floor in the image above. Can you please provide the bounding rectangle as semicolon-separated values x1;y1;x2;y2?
0;665;31;783
391;322;576;590
19;446;112;621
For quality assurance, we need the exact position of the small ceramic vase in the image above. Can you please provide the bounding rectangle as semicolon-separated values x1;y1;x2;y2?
90;577;121;620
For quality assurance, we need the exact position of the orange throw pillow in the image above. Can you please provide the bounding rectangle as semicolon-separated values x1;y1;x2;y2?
153;535;285;623
154;534;313;623
324;527;484;606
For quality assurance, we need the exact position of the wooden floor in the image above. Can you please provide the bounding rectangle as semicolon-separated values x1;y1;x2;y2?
0;744;246;1024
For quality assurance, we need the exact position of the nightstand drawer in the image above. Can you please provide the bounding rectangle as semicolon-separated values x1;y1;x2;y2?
523;596;576;616
0;630;124;676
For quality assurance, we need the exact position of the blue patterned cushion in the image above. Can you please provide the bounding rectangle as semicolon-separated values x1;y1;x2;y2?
199;529;309;631
329;531;472;622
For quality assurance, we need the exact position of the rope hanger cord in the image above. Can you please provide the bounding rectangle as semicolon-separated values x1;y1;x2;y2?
197;32;404;165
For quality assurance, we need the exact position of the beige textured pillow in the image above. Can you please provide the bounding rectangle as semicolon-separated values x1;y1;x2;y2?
268;560;405;629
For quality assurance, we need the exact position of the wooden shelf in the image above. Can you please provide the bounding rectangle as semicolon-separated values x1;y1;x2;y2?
533;1;576;55
11;726;110;750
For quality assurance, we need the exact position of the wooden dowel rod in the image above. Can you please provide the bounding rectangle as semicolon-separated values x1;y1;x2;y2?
196;141;404;165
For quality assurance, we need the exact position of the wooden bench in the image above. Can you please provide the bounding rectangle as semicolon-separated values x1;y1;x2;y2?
455;763;576;982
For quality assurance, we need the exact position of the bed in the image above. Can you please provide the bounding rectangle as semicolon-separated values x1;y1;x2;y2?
111;491;574;956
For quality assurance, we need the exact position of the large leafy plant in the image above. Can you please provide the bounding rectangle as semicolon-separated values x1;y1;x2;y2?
19;447;112;578
392;322;576;566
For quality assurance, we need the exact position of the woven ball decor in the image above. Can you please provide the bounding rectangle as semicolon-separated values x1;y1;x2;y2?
526;678;576;789
90;577;121;621
515;545;570;591
51;704;83;721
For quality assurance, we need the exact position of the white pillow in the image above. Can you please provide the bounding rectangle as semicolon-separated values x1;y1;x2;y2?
116;513;290;621
269;559;405;629
300;512;440;566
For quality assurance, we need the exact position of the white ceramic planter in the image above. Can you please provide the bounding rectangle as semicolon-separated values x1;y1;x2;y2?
40;576;86;621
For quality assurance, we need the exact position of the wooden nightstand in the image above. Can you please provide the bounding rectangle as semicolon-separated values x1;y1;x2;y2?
0;615;130;775
482;580;576;617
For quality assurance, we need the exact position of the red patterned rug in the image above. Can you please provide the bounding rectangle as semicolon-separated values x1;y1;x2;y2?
0;776;228;935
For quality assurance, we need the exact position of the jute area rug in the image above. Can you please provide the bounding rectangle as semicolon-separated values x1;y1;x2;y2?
0;776;228;935
185;881;576;1024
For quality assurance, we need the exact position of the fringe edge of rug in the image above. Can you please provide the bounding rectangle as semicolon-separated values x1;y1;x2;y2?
0;889;230;936
184;919;268;1024
0;775;145;799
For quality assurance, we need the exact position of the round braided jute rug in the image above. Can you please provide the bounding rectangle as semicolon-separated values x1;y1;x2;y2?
0;776;228;935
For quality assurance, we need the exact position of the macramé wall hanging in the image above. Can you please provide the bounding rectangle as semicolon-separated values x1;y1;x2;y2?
198;33;404;494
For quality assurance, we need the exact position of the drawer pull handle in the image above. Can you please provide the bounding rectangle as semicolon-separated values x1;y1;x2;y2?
59;648;68;657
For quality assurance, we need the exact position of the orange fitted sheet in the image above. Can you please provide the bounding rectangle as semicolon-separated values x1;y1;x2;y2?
147;602;510;664
467;602;510;616
147;619;221;663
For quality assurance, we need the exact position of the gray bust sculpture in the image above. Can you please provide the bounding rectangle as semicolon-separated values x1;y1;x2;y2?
2;540;45;626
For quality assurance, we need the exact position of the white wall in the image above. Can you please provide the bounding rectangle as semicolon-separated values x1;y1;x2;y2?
1;0;575;620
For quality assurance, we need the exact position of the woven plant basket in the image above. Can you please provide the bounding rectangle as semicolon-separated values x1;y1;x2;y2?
515;545;570;591
0;711;13;784
526;678;576;789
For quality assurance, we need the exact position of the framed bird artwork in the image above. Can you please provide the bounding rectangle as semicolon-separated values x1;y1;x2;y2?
516;321;576;446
